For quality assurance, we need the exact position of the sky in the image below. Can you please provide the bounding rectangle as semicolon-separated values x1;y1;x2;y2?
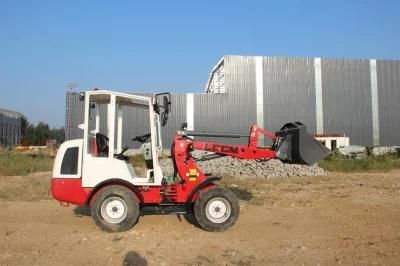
0;0;399;127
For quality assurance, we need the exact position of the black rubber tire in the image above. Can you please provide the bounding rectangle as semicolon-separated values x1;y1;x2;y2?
194;186;240;232
91;186;139;233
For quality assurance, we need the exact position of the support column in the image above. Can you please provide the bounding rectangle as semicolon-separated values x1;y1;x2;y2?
314;58;324;134
117;105;123;153
108;95;116;158
255;56;264;145
370;59;380;146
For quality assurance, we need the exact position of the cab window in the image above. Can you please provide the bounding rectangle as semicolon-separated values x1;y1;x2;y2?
61;147;79;175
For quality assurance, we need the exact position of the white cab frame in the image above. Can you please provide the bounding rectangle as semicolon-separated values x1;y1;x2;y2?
52;139;83;179
55;90;164;188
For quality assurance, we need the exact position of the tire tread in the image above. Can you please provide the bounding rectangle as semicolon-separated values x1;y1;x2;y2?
194;186;240;232
91;186;139;233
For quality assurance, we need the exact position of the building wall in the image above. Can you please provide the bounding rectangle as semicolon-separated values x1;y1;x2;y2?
321;59;373;145
0;109;21;146
263;57;317;145
377;60;400;146
65;91;84;141
193;56;257;145
65;55;400;147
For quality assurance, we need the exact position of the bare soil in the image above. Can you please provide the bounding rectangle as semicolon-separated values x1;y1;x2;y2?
1;171;400;265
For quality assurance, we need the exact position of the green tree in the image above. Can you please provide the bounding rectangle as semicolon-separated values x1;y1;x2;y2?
34;122;50;145
24;124;36;145
49;127;65;144
20;116;65;145
20;115;29;138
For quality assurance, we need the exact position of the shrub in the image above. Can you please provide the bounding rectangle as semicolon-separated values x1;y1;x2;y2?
0;150;54;176
319;152;400;172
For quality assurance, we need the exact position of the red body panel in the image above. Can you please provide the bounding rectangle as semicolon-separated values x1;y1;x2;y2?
51;178;91;205
140;187;162;204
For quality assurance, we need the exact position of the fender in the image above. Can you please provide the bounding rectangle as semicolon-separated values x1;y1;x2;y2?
185;176;222;209
86;178;144;205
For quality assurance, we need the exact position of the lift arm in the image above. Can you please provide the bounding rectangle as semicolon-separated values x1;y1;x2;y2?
175;122;330;165
172;122;330;186
178;124;277;160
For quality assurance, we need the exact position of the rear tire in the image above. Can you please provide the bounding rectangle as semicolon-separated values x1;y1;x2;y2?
194;186;240;232
91;186;139;232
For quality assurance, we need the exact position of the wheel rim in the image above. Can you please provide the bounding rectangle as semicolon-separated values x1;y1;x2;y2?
100;196;128;224
205;197;231;224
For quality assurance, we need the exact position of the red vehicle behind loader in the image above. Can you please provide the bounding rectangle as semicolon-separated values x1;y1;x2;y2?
51;90;329;232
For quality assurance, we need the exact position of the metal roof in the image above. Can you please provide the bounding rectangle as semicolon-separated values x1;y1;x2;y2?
0;108;22;118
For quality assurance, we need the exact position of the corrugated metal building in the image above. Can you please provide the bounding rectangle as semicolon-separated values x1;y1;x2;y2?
65;55;400;147
0;108;22;146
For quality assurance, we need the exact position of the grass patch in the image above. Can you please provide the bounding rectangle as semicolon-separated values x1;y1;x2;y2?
319;153;400;172
0;150;54;176
0;173;51;201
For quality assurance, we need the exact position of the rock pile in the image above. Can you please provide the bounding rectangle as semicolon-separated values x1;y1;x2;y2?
159;151;327;178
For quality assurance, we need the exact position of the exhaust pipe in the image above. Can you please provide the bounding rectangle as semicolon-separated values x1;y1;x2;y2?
274;122;331;165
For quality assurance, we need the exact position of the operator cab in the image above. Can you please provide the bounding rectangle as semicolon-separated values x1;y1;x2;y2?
55;90;171;187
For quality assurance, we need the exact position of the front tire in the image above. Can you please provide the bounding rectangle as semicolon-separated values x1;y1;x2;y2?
91;186;139;232
194;186;240;232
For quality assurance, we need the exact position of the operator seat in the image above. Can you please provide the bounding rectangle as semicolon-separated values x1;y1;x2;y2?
96;133;109;157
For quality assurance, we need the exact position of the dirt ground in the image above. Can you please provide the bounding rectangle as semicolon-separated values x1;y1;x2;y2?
1;171;400;265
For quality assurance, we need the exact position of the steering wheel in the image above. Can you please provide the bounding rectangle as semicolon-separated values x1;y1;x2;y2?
115;146;129;160
132;133;151;143
96;133;109;156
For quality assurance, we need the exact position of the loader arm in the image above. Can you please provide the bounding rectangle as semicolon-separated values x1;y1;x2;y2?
174;122;330;172
183;124;278;159
191;141;276;160
172;125;278;182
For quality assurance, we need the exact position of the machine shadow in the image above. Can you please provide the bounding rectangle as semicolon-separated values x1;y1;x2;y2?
122;251;148;266
73;205;91;217
182;213;201;228
228;187;253;201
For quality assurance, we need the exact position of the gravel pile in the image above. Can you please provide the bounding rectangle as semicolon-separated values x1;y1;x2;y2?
159;151;327;178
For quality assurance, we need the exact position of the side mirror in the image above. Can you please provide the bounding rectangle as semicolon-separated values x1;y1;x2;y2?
79;92;85;101
154;92;171;126
163;95;170;113
181;122;188;130
88;101;95;120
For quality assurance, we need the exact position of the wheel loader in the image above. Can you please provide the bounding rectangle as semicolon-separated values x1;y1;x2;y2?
51;90;329;232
